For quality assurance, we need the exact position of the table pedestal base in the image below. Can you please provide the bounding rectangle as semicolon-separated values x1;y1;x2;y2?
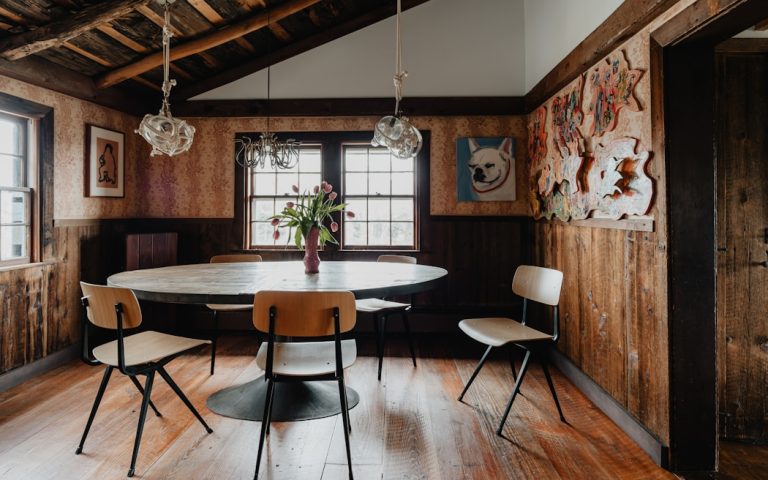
206;377;360;421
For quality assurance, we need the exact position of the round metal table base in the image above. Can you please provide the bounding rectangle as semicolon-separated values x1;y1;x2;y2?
206;377;360;422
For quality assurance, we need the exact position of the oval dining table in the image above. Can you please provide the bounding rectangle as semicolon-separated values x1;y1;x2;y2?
107;260;448;422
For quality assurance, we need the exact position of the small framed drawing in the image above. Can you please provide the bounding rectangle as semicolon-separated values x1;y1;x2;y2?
85;124;124;198
456;137;516;201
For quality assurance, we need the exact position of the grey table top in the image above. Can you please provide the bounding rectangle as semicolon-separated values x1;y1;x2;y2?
107;260;448;304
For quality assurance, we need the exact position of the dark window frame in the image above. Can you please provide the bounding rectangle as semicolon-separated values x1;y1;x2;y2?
240;130;429;253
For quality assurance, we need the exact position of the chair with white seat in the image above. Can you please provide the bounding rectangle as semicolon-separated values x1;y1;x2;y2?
253;290;357;480
355;254;417;381
457;265;565;436
77;282;213;478
206;253;262;374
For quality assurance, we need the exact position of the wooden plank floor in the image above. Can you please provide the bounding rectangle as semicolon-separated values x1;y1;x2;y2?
0;335;678;479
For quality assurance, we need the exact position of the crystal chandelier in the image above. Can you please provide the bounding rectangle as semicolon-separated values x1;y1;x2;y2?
235;14;300;170
372;0;422;159
136;0;194;157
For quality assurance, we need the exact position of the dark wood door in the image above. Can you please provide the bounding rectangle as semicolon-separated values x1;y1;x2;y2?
717;52;768;442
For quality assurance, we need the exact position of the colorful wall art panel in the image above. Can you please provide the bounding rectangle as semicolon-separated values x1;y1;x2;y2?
587;50;643;137
457;137;516;201
551;75;585;158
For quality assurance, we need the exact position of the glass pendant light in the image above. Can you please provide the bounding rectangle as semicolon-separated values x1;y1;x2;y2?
372;0;422;159
136;0;195;157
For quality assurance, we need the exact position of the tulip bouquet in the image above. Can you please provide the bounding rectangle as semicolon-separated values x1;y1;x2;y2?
270;180;353;249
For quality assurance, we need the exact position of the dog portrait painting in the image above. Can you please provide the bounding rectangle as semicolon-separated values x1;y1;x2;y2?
456;137;516;201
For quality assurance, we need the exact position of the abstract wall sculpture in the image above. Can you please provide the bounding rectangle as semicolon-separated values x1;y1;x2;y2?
527;106;550;217
531;137;652;221
587;50;643;137
551;75;585;158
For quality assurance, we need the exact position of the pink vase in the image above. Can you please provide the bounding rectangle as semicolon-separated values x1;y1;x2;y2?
303;227;321;274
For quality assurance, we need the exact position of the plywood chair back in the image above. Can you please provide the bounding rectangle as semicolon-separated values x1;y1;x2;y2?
253;291;356;337
80;282;142;329
512;265;563;306
378;254;416;264
211;254;263;263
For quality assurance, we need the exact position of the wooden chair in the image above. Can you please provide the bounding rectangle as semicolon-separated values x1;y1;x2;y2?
206;253;262;374
252;290;357;480
355;254;417;380
457;265;565;436
77;282;213;478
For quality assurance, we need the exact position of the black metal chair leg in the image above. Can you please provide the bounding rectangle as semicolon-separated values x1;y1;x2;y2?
402;311;417;368
76;366;113;455
210;310;219;375
458;345;493;401
128;371;155;478
157;366;213;434
254;378;274;480
508;347;522;394
541;356;566;422
265;380;276;436
377;315;387;381
338;376;354;480
497;349;532;436
129;375;162;417
372;312;380;362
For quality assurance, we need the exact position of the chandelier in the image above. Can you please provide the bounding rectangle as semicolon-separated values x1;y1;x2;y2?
372;0;422;159
136;0;194;157
235;14;300;170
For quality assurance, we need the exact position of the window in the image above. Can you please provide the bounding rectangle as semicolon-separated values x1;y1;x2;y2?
244;131;424;250
342;145;415;247
0;112;33;266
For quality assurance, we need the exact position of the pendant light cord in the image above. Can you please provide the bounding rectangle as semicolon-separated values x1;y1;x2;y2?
266;10;272;135
393;0;407;117
161;3;176;116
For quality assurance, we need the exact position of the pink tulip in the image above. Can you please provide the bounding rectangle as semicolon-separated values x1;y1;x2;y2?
321;180;328;190
270;218;280;226
291;185;299;193
330;221;339;232
328;191;337;201
286;201;294;208
313;185;320;194
323;183;333;193
346;211;355;218
272;229;280;240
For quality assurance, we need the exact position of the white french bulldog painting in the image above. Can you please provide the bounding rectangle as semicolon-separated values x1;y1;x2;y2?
457;137;516;201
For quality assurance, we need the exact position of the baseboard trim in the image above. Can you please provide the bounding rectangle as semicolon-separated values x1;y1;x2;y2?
0;344;80;393
549;349;669;468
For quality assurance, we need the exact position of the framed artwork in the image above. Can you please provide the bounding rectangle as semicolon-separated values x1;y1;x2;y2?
456;137;516;201
86;124;124;197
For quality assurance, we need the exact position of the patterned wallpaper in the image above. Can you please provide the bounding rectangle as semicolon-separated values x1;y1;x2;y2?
141;115;529;218
0;76;144;220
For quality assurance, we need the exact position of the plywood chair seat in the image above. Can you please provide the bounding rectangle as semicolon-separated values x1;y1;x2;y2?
459;317;553;347
355;298;410;313
255;340;356;376
93;331;210;367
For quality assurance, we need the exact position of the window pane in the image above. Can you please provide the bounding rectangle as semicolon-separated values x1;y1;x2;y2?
392;222;414;246
251;222;275;246
344;197;367;221
369;173;391;195
391;155;414;172
368;198;390;221
344;222;366;246
345;148;368;171
299;173;321;192
253;173;276;196
392;172;414;195
1;190;28;224
276;173;298;195
0;154;23;188
1;225;28;260
299;147;322;172
252;199;275;222
368;222;390;245
0;117;22;156
391;198;414;221
345;172;368;195
369;149;390;171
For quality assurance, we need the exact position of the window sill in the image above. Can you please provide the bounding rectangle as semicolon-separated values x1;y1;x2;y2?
0;260;54;273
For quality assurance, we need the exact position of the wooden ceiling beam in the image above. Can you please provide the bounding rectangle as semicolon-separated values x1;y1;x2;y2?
96;23;149;53
0;0;151;61
174;0;432;100
187;0;256;53
96;0;323;89
754;17;768;30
